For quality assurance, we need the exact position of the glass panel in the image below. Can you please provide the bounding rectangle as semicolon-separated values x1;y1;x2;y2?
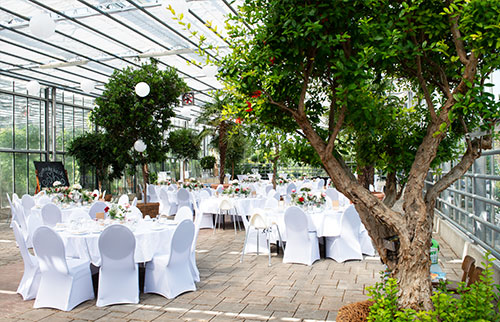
14;152;27;195
55;104;64;152
64;155;75;185
14;96;28;150
0;152;13;208
28;153;41;195
0;94;13;149
64;105;74;152
28;99;43;151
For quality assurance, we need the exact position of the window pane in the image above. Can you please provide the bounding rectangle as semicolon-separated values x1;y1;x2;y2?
0;153;13;208
14;153;27;195
28;99;43;151
14;96;28;150
0;94;13;149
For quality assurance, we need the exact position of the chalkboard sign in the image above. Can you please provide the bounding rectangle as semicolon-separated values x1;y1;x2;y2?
34;161;69;191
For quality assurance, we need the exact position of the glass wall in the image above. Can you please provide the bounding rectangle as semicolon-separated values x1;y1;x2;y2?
0;77;95;208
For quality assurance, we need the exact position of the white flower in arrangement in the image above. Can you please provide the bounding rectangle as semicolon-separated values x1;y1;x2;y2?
53;181;62;187
230;179;239;185
72;183;82;190
301;182;313;190
166;176;171;180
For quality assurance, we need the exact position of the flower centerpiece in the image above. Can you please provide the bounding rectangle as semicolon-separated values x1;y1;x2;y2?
157;176;174;186
291;188;326;208
240;187;251;197
43;182;97;204
104;203;131;220
242;175;259;183
277;176;290;186
182;177;202;191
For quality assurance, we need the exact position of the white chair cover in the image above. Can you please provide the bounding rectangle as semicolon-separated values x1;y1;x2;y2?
265;185;273;195
286;183;297;195
131;197;138;207
216;184;224;194
89;201;107;219
283;206;320;266
21;194;36;217
12;221;41;300
199;190;210;200
97;225;138;306
37;195;52;206
126;206;143;221
147;184;159;203
317;179;325;189
325;205;363;262
144;220;196;299
12;201;28;242
359;224;376;256
177;188;192;210
175;206;193;223
118;194;129;205
32;226;94;311
6;193;14;228
41;203;62;227
159;188;175;216
325;188;339;201
202;187;212;196
69;209;91;221
190;201;203;282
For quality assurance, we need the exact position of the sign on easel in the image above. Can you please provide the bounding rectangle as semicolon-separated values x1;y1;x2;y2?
34;161;69;193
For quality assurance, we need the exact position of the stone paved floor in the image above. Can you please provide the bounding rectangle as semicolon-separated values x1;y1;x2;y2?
0;216;461;322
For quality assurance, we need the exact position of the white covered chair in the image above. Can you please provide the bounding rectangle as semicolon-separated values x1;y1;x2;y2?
37;195;52;206
6;193;15;228
202;187;212;196
97;225;138;306
190;202;203;282
89;201;107;219
69;209;91;222
317;178;325;190
32;226;94;311
325;188;339;201
265;185;273;195
283;206;320;266
359;225;376;256
144;219;196;299
286;183;297;195
175;206;193;223
126;206;143;221
41;203;62;227
12;221;40;300
325;205;363;263
147;184;159;203
197;197;215;230
131;197;138;207
21;194;36;217
159;188;177;216
177;188;192;211
117;194;129;206
11;201;29;243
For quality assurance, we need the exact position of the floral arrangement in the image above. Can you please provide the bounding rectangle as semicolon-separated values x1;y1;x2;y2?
230;179;239;186
276;176;290;186
222;186;251;197
43;182;98;204
182;177;202;191
104;203;130;220
291;190;326;207
242;175;259;183
157;177;174;186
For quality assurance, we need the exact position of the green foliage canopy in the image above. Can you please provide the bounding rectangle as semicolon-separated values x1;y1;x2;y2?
167;128;202;161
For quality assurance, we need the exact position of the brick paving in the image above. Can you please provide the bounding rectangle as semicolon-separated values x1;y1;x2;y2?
0;214;460;322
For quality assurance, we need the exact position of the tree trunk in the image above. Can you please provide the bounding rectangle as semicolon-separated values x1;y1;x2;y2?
219;121;228;184
272;158;277;190
357;164;374;189
231;161;235;180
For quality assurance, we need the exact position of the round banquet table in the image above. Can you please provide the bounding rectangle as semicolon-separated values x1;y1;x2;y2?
56;220;176;266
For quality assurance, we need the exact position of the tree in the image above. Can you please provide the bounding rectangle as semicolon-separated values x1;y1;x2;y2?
224;130;250;180
91;59;188;198
167;128;202;181
66;132;117;192
175;0;500;310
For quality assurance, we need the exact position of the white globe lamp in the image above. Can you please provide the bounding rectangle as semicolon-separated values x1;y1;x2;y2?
134;139;147;153
80;79;95;93
26;80;40;95
135;82;150;97
29;13;56;39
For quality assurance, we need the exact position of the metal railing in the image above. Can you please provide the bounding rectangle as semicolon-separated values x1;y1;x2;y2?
426;148;500;260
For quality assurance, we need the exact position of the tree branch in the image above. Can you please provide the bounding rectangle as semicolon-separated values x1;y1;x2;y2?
297;53;316;116
264;91;297;116
449;13;469;65
325;102;347;157
415;51;438;121
425;135;492;204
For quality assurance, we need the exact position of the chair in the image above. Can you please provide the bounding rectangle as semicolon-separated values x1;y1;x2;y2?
6;193;15;228
12;201;30;244
131;197;138;207
286;183;297;195
88;201;107;219
225;173;231;183
118;194;129;206
202;187;212;196
21;194;36;217
432;255;476;290
126;206;143;221
97;225;139;306
199;190;210;200
41;203;62;227
69;209;91;222
159;188;176;216
214;199;240;234
325;205;363;263
32;226;94;311
241;209;284;266
175;206;193;223
216;184;224;194
467;266;484;287
325;188;339;202
359;225;375;256
144;220;196;299
317;178;325;189
37;195;51;206
265;185;273;195
12;221;41;300
190;201;203;282
283;206;320;266
177;188;192;210
147;184;159;203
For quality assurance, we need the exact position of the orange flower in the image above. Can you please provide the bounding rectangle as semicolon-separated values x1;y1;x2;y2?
235;117;242;124
251;90;262;98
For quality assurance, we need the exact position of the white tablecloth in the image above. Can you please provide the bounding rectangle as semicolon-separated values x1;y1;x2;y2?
58;221;175;266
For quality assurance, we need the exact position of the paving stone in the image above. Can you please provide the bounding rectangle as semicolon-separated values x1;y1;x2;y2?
17;309;55;321
126;309;164;321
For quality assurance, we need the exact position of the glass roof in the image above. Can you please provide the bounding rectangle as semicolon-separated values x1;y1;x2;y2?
0;0;239;111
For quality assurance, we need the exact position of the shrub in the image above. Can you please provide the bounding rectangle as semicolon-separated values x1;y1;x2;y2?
200;156;216;170
367;253;500;321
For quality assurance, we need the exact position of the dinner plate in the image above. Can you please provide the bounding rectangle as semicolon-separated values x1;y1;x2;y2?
69;230;88;235
151;225;165;231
